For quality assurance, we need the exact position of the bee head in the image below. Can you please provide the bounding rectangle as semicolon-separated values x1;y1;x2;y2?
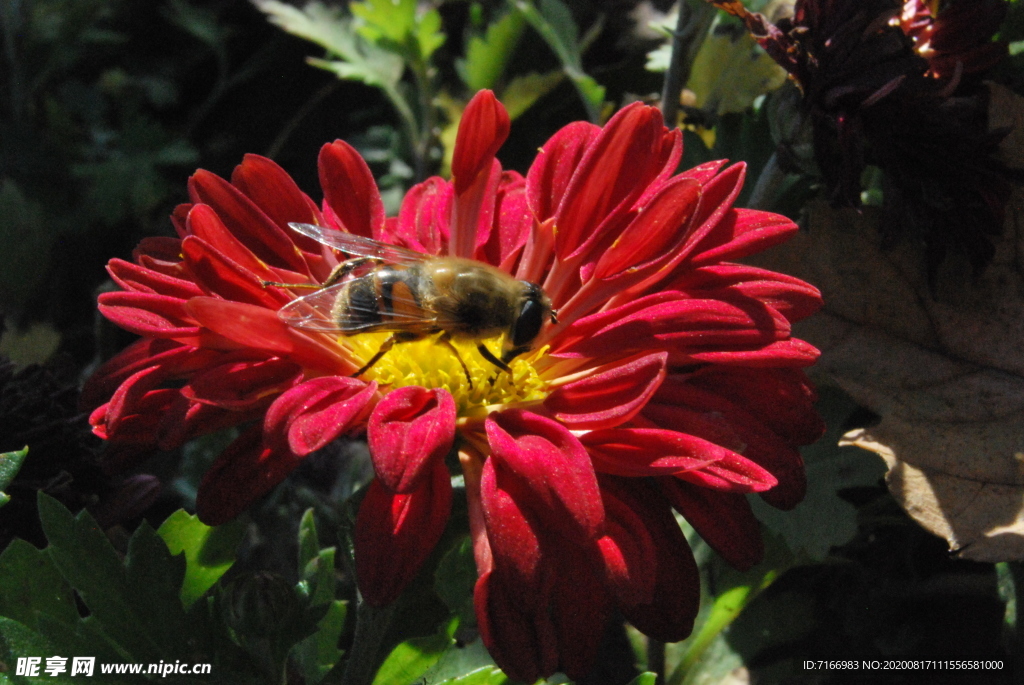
508;282;553;351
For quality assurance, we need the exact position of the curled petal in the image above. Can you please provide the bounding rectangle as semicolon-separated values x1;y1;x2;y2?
196;425;303;525
391;177;452;253
181;358;303;410
231;153;321;232
603;477;700;641
690;208;799;267
661;478;764;571
319;140;386;239
98;291;199;340
106;259;203;299
525;121;599;222
188;170;309;274
544;352;667;430
452;90;510;195
597;483;658;607
265;377;377;456
181;236;291;308
669;264;823;324
485;409;604;543
368;386;456;493
580;428;726;477
474;569;556;682
355;460;453;605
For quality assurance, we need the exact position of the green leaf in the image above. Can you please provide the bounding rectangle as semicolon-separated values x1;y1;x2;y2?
254;0;404;88
0;539;77;631
291;600;348;685
431;666;509;685
37;493;190;662
371;631;454;685
157;510;244;609
434;537;476;627
686;32;787;116
298;508;321;572
458;10;526;91
627;674;658;685
511;0;603;120
0;617;67;684
500;71;563;120
751;387;886;560
351;0;445;62
0;447;28;508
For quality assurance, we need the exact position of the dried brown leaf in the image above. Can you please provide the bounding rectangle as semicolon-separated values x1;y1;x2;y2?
749;84;1024;560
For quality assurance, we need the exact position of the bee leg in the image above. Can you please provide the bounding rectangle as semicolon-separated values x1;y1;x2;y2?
350;331;419;379
478;344;513;376
438;333;474;389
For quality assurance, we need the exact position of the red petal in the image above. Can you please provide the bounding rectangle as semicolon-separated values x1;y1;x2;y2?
355;461;453;605
391;177;452;254
98;291;199;339
580;428;726;477
106;259;203;299
264;376;377;456
661;478;764;571
597;484;658;607
485;409;604;543
196;426;303;525
185;297;347;372
318;140;386;239
181;357;303;410
683;337;820;367
554;103;674;259
181;236;291;308
231;154;321;232
690;208;799;267
481;171;531;269
672;163;747;266
188;169;309;273
525;121;599;221
687;366;824;446
474;569;555;682
603;477;699;641
452;90;510;195
544;352;667;429
368;386;456;493
669;263;823;324
591;176;701;281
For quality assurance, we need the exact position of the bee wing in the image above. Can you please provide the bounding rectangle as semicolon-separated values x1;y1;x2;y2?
277;278;438;333
288;223;428;267
276;284;348;331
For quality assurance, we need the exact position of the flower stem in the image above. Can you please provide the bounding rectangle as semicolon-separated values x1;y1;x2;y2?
660;0;716;127
745;151;787;211
339;600;398;685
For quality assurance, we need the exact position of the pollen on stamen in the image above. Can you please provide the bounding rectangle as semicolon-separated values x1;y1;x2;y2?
342;332;551;415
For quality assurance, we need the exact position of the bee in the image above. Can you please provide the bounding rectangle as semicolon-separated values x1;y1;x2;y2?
264;223;557;387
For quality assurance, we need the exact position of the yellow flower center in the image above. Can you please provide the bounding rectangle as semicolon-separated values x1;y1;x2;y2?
343;332;551;417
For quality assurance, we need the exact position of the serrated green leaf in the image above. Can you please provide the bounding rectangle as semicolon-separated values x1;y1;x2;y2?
351;0;445;62
687;32;787;116
158;510;243;608
0;447;28;508
37;493;185;662
0;617;70;684
458;10;526;91
255;0;404;87
751;387;886;560
371;631;454;685
0;539;77;630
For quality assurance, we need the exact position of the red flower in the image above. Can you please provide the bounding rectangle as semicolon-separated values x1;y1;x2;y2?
85;90;823;681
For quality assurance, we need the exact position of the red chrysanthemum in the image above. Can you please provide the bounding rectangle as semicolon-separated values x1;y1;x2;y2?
84;90;824;681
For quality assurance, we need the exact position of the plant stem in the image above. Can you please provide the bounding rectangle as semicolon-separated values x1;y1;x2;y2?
339;600;398;685
660;0;716;127
745;151;787;210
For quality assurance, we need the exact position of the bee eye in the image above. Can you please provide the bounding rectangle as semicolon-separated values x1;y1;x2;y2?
511;299;544;348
